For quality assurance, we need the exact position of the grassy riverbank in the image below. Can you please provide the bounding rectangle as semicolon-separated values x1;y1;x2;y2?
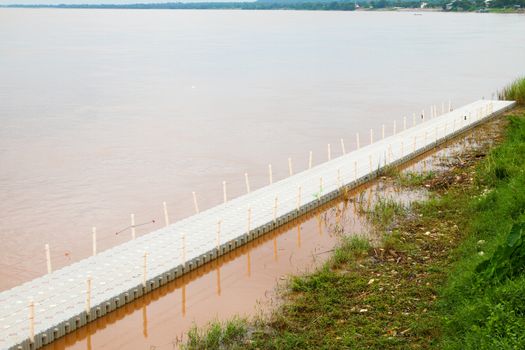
182;108;525;349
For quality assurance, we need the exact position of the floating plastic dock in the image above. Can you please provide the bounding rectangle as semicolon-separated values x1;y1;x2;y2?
0;100;515;350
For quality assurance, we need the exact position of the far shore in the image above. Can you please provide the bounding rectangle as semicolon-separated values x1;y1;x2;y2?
1;3;524;14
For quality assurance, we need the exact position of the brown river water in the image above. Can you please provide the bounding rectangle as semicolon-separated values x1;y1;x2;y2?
0;8;524;349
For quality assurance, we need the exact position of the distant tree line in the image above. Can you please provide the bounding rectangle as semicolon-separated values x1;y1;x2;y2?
441;0;524;10
2;0;522;11
3;1;356;11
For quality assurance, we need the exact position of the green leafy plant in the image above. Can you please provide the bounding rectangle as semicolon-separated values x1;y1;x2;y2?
476;222;525;283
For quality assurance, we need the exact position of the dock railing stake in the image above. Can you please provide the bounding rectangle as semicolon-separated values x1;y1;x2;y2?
247;208;251;233
245;172;251;193
163;201;169;227
296;186;302;211
273;196;278;222
268;164;273;184
29;299;35;343
222;181;228;203
131;213;136;240
288;158;293;176
181;233;186;266
308;151;313;169
45;243;52;274
92;227;97;256
142;252;148;287
340;138;346;155
393;120;397;135
192;191;200;214
327;144;331;161
217;220;222;251
86;276;92;314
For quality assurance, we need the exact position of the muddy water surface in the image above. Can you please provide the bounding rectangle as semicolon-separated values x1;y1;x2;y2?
2;9;525;291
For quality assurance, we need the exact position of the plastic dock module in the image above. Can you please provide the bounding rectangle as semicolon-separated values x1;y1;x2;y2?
0;100;516;350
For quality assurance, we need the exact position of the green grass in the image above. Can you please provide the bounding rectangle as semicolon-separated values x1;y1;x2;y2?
182;318;249;350
378;164;400;178
397;171;436;187
435;115;525;349
331;236;371;268
365;197;406;230
499;77;525;105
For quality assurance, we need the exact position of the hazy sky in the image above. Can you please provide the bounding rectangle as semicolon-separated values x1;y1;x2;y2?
0;0;242;4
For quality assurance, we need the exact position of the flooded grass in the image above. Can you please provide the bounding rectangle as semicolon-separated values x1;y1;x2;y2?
396;171;436;187
365;197;406;231
183;318;249;350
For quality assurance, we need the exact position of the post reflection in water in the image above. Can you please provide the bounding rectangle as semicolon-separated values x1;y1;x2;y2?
142;304;148;338
247;252;251;277
297;225;301;248
273;238;278;262
216;264;221;296
182;283;186;317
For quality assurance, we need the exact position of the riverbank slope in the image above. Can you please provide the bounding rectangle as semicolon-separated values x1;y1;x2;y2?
182;104;525;349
